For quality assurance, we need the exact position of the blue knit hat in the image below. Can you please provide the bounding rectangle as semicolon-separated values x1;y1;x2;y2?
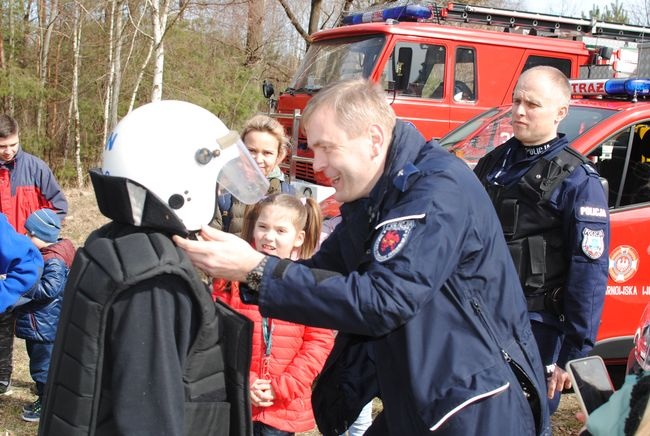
24;208;61;243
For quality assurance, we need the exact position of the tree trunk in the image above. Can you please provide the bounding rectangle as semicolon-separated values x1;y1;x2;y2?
150;0;171;102
102;0;117;149
129;39;154;112
308;0;322;35
245;0;265;66
35;0;58;136
69;1;83;187
109;1;125;129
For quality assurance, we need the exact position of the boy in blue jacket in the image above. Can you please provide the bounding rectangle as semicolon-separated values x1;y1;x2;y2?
15;208;75;422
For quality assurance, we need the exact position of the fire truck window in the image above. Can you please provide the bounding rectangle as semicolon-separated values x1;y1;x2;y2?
522;56;571;77
381;42;445;98
454;47;476;101
589;129;630;208
587;125;650;208
621;125;650;206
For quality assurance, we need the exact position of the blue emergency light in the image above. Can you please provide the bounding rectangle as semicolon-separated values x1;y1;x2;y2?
604;79;650;96
342;3;432;25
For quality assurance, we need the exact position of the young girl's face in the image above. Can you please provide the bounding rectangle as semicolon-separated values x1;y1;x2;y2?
253;204;304;259
244;130;285;177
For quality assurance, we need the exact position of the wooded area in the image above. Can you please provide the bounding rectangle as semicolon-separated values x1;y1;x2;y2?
0;0;645;187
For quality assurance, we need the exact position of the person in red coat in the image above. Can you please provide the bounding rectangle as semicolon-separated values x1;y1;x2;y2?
213;194;335;435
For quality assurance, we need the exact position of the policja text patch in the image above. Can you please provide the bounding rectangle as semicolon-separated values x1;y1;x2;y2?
373;220;416;262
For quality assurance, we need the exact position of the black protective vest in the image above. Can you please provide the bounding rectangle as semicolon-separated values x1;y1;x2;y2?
476;146;587;311
39;230;253;436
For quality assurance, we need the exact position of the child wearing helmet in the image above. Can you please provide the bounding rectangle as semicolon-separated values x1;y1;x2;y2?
38;100;269;436
211;115;295;236
213;194;334;435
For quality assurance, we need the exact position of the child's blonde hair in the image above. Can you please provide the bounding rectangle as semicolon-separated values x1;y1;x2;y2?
242;193;323;259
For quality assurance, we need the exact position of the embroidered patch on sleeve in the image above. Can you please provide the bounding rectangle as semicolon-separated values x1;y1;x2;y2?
578;206;607;219
373;220;416;262
581;228;605;259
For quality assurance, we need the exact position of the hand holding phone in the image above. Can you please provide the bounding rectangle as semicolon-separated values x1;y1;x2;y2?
566;356;615;416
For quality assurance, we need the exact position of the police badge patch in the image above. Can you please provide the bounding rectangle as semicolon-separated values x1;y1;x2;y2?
581;228;605;259
373;220;416;262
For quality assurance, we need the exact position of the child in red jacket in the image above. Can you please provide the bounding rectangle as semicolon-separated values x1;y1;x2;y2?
213;194;334;435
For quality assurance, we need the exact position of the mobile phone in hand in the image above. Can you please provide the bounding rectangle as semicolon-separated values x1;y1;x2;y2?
566;356;615;416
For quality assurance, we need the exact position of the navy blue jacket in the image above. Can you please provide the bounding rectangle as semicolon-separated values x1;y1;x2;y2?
0;213;43;313
15;239;75;342
251;121;551;435
478;135;610;367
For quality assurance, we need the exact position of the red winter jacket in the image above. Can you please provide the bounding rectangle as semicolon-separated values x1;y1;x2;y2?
213;279;335;433
0;149;68;233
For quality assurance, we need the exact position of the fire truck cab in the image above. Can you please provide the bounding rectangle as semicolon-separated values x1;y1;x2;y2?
268;2;648;193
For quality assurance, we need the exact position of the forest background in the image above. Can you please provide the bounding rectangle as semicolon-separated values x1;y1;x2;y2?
0;0;647;188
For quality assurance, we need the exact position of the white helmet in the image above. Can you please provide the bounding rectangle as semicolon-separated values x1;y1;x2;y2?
101;100;269;231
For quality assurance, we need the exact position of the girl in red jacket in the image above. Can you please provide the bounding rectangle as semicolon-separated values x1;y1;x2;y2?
213;193;335;436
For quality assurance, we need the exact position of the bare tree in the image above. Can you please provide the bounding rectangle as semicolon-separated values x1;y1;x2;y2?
150;0;171;101
102;0;118;148
126;4;154;112
308;0;322;35
109;1;126;130
245;0;265;65
68;0;84;187
36;0;60;136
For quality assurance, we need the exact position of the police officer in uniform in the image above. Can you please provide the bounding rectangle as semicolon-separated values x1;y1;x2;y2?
38;101;269;436
176;79;551;435
474;65;610;413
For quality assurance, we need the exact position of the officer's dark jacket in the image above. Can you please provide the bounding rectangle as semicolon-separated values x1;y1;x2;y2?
247;121;551;435
474;136;610;367
39;170;253;436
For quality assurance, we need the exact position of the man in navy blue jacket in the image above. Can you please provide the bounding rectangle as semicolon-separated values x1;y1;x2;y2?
176;79;551;435
474;66;610;414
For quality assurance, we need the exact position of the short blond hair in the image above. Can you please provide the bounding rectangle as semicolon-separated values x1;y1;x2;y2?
302;79;396;138
241;114;289;155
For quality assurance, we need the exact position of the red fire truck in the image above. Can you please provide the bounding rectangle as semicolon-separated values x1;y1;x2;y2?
441;75;650;382
266;1;648;199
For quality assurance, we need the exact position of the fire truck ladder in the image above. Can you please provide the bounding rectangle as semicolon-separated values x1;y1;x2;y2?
433;2;650;42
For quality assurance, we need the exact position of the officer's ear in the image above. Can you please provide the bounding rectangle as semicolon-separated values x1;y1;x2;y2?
555;104;569;125
368;123;385;159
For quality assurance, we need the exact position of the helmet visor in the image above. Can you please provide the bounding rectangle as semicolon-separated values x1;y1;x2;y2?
213;131;269;204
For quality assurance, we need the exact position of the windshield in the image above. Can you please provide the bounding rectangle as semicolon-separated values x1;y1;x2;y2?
443;105;617;168
290;35;385;92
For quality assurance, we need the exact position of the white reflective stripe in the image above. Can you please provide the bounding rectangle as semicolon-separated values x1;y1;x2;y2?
428;382;510;432
374;214;426;230
126;181;147;227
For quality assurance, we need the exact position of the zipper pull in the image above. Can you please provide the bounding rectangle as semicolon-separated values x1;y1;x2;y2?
501;349;512;362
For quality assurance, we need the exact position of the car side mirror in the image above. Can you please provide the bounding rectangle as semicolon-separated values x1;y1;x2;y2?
262;80;275;99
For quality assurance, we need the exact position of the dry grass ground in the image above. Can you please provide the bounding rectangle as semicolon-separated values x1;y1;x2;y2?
0;188;584;435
